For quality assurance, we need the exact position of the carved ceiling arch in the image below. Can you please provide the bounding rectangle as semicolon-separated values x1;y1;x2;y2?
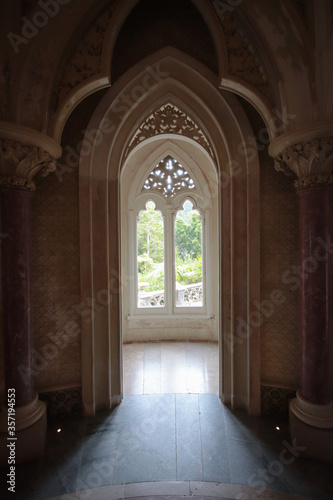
210;1;272;102
49;0;279;141
51;0;118;112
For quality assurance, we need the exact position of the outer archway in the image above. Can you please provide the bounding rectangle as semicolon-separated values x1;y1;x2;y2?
79;50;261;416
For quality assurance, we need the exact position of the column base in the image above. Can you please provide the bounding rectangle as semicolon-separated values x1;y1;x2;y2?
0;394;47;466
289;392;333;464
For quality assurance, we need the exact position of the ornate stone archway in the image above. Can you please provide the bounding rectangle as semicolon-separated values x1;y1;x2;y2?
79;50;261;416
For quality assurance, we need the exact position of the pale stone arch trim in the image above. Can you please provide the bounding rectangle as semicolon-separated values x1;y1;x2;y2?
269;124;333;158
0;122;62;159
219;76;278;141
50;75;111;142
79;51;261;416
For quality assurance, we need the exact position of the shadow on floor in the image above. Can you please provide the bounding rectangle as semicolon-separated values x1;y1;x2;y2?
2;394;332;500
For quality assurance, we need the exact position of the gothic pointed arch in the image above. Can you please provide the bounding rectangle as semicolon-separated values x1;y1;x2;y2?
78;50;261;417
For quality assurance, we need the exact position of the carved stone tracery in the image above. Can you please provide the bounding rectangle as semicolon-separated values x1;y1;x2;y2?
125;103;215;160
142;156;196;199
0;139;56;191
274;137;333;190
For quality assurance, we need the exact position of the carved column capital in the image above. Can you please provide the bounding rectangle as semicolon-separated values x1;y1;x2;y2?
0;139;56;191
274;137;333;190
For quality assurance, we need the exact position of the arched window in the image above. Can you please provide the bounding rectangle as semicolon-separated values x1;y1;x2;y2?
133;155;207;315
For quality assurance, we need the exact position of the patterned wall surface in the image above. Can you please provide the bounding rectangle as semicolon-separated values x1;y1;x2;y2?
39;387;83;419
31;140;81;391
261;385;296;419
260;153;300;388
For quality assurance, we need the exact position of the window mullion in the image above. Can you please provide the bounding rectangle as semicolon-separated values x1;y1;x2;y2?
129;209;136;315
165;205;174;314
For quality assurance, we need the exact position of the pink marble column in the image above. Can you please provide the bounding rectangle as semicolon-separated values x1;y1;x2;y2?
298;185;331;405
273;136;333;463
0;188;35;407
0;133;59;465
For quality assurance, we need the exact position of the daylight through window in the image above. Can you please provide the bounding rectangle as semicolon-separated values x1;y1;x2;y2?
136;156;205;312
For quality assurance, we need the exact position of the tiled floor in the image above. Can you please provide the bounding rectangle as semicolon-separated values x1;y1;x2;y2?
2;342;333;500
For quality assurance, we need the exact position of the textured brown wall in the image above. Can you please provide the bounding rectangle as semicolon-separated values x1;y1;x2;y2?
30;91;106;391
31;146;81;390
260;152;300;388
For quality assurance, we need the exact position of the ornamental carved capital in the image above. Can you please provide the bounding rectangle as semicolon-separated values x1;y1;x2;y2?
0;139;56;191
274;137;333;190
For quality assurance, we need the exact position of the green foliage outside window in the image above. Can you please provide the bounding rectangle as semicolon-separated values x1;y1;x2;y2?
137;200;203;293
137;202;164;292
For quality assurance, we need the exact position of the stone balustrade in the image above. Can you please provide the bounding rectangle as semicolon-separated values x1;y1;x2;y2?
138;282;203;307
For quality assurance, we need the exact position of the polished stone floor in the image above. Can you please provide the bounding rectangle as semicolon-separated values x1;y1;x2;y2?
2;342;333;500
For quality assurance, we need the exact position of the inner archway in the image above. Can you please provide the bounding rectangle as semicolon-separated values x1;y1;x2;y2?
79;49;261;415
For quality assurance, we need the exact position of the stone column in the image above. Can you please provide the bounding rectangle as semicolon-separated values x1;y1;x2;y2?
275;137;333;464
0;131;60;465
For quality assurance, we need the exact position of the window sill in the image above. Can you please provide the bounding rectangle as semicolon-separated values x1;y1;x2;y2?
127;313;214;321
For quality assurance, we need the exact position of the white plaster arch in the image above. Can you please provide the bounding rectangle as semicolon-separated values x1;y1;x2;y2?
79;51;261;417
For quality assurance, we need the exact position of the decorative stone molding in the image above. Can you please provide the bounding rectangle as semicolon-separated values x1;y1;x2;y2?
125;103;215;160
274;137;333;190
0;139;56;191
